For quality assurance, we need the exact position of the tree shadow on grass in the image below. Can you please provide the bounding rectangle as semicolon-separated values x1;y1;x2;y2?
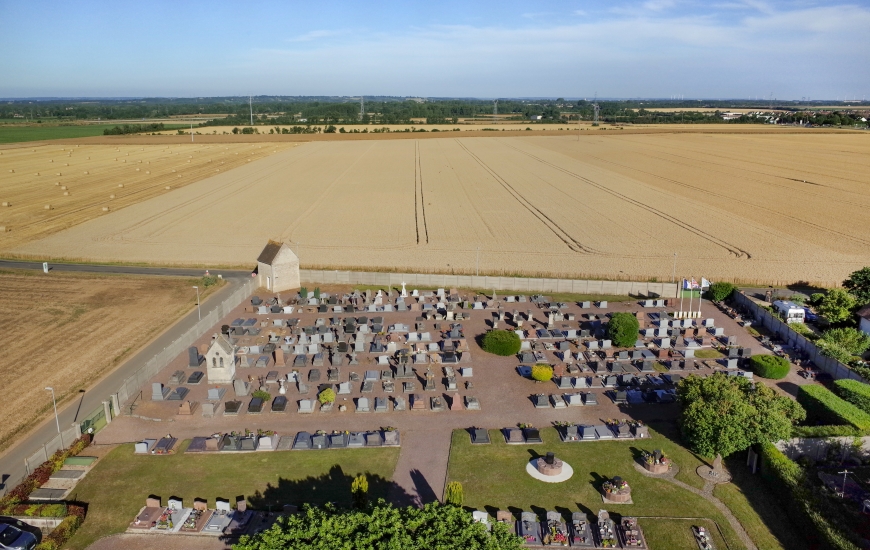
247;464;412;510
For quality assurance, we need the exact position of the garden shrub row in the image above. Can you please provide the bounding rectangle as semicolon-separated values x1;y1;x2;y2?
832;379;870;415
791;424;863;438
796;385;870;431
758;443;859;550
36;506;85;550
748;355;790;379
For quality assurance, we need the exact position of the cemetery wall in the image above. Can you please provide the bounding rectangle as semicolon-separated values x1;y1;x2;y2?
115;277;258;408
24;425;79;476
776;436;870;461
733;292;868;384
300;270;678;298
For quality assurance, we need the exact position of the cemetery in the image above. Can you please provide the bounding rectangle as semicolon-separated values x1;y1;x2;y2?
71;282;803;549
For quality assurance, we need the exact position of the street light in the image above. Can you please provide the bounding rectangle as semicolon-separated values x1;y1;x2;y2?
44;387;60;434
192;286;201;320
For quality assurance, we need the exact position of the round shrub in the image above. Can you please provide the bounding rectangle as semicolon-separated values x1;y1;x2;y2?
749;355;791;379
481;329;521;356
531;364;554;382
318;388;335;405
707;282;735;302
606;312;640;348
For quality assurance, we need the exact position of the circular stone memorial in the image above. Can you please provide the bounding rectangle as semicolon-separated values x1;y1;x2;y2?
601;477;633;504
526;452;574;483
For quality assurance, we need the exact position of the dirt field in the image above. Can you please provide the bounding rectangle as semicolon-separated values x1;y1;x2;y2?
0;143;294;247
0;270;218;452
7;131;870;286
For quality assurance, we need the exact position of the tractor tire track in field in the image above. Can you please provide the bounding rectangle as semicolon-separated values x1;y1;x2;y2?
415;141;429;244
505;141;752;259
575;147;870;249
456;139;596;255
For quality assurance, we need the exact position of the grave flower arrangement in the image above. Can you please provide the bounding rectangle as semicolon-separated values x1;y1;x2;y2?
641;450;671;468
602;479;630;494
257;429;276;437
518;423;534;429
156;510;173;530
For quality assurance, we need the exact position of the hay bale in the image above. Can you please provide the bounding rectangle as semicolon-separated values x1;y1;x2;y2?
63;191;70;196
60;185;67;190
8;169;13;173
44;204;51;210
1;202;10;207
118;184;124;188
145;171;150;174
83;171;89;174
0;226;6;232
102;206;110;212
109;194;115;199
165;186;171;190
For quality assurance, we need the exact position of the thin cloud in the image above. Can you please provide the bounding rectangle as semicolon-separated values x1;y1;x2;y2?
285;30;343;42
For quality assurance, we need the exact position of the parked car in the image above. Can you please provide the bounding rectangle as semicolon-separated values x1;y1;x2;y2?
0;522;37;550
803;308;818;322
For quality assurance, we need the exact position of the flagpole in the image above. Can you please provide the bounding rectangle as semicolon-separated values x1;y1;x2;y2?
698;279;703;318
679;279;685;318
688;280;693;319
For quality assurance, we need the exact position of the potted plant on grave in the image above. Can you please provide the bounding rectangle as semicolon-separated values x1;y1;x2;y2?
601;477;632;502
641;450;671;474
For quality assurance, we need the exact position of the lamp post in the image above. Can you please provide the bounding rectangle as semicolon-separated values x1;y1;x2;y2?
45;387;60;434
193;286;201;320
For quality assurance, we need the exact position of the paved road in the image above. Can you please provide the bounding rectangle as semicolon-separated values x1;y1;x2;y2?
0;260;250;493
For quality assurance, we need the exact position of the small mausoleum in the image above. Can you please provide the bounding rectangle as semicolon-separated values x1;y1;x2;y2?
256;240;300;292
205;334;236;384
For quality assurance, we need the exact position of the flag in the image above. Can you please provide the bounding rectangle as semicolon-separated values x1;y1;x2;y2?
701;277;711;288
683;278;690;290
691;277;701;289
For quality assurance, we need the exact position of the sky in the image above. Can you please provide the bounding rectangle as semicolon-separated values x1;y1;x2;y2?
1;0;868;99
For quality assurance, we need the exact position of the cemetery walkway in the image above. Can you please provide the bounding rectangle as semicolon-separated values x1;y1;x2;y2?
387;427;453;506
634;462;758;550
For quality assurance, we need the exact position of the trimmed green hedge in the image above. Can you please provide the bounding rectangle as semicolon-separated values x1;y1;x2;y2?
481;330;521;356
758;443;859;550
797;385;870;431
832;379;870;415
749;355;790;379
791;425;863;438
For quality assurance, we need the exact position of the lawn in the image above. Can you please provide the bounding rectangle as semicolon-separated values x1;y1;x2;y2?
0;123;183;143
446;425;799;550
66;441;401;550
694;349;725;359
638;518;726;550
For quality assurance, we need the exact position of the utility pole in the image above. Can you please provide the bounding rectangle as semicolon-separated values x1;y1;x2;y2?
190;123;193;142
672;253;677;283
476;246;480;276
250;96;253;126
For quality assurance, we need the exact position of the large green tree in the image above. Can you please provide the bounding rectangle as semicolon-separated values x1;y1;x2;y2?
843;267;870;306
233;501;523;550
816;289;856;323
677;373;805;460
606;312;640;347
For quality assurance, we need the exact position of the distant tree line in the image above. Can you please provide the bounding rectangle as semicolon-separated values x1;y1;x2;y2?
102;123;166;135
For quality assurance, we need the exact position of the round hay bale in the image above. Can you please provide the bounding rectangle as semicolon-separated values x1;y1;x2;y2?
0;226;6;232
8;169;13;173
60;185;67;190
83;171;89;174
102;206;110;212
34;172;40;176
49;159;53;163
44;204;51;210
1;202;10;207
55;182;60;186
56;172;61;176
171;169;176;173
145;170;150;174
165;186;171;190
109;194;115;199
63;191;69;196
135;168;140;171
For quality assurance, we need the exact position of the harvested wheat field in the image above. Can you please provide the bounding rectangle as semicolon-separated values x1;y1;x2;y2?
9;132;870;286
0;270;218;451
0;142;294;247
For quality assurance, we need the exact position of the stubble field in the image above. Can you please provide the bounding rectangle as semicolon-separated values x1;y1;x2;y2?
6;131;870;286
0;270;218;452
0;142;294;247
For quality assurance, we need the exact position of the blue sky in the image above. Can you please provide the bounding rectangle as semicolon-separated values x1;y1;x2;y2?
1;0;868;99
